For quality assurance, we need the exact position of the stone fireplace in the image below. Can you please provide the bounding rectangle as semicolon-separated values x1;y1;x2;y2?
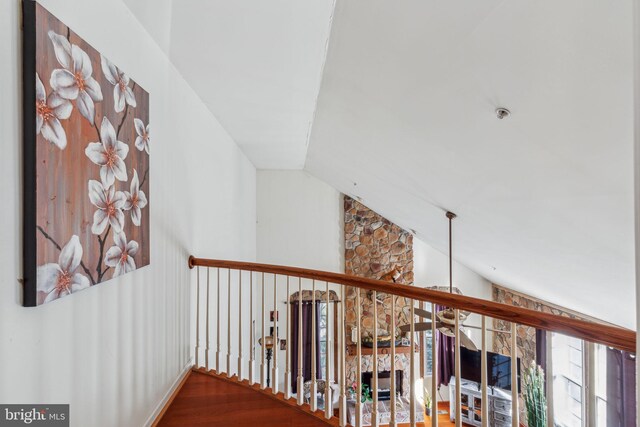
362;369;403;401
343;196;417;399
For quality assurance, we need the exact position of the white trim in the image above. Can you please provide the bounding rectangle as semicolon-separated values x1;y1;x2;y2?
143;359;194;427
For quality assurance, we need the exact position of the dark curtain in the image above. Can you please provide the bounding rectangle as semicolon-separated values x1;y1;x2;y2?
607;348;636;427
535;329;547;376
290;301;321;393
436;304;455;388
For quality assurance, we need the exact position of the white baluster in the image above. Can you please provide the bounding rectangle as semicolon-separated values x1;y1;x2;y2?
227;269;232;378
261;272;267;389
195;266;200;368
272;274;279;394
545;330;554;427
325;281;332;419
431;304;438;427
249;272;255;385
311;280;318;411
355;288;362;427
511;322;519;427
410;301;416;427
205;268;210;371
372;290;379;427
297;277;304;406
390;295;397;427
454;309;461;427
216;268;221;374
284;276;292;400
238;270;243;381
481;316;488;427
339;284;347;427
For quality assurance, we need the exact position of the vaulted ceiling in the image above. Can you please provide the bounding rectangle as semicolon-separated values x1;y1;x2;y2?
125;0;635;328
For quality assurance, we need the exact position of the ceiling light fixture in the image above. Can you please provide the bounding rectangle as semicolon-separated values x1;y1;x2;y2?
496;107;511;119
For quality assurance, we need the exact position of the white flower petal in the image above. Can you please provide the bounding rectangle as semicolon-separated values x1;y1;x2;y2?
41;118;67;150
84;77;103;102
100;117;117;150
116;140;129;161
124;86;136;107
71;44;92;79
36;115;43;135
121;73;130;85
50;69;79;100
114;231;127;250
137;190;148;209
85;142;107;166
48;31;72;69
112;191;127;209
37;263;62;293
92;209;109;234
44;290;61;303
88;179;107;208
35;73;45;101
104;245;122;267
123;192;133;211
100;167;115;188
134;136;146;152
134;118;145;136
100;55;118;85
48;93;73;120
71;273;90;291
145;142;150;154
58;235;82;273
113;84;125;113
113;262;124;278
76;90;95;125
109;209;125;234
127;240;139;257
111;157;128;182
131;206;141;226
124;256;136;274
130;169;139;194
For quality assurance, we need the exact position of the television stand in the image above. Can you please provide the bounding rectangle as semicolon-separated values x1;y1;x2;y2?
449;377;513;426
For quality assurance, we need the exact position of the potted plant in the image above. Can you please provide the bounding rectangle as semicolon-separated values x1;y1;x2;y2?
523;362;547;427
423;388;432;416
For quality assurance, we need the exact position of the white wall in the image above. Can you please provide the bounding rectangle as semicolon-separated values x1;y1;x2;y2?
0;1;256;427
256;170;343;391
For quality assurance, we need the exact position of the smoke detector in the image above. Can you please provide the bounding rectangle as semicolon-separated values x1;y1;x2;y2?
496;108;511;119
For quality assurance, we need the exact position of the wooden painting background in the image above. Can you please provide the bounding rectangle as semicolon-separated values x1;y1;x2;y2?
33;3;150;303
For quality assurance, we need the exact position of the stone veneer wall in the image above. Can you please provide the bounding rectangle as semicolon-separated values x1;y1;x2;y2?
344;196;415;399
492;284;599;371
344;196;414;340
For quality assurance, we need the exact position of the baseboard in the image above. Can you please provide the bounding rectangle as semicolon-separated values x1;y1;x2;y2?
144;360;194;427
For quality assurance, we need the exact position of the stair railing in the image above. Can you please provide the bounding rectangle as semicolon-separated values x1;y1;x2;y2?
189;256;635;427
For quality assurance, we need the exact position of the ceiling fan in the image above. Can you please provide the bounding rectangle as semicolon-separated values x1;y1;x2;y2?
399;211;478;352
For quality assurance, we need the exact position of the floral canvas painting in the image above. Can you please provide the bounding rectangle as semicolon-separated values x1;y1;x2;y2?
22;2;150;306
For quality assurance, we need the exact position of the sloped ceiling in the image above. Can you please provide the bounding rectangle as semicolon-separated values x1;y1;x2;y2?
306;0;635;328
124;0;335;169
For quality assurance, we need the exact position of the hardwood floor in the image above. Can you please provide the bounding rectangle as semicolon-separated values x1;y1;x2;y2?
157;371;455;426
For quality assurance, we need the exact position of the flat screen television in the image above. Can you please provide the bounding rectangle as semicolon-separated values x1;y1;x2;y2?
460;347;521;393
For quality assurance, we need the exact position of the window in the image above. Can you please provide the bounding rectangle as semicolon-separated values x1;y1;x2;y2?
594;344;608;427
552;333;585;427
319;302;328;379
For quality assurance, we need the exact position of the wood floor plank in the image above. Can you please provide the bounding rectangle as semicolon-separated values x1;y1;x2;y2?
157;370;456;426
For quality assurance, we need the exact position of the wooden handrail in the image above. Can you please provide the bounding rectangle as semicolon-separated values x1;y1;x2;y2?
188;256;636;353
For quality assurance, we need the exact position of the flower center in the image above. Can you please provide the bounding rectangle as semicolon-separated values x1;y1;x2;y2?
106;201;117;217
118;80;126;92
36;100;53;121
131;194;139;207
105;147;117;168
56;271;72;293
74;72;86;91
120;251;129;265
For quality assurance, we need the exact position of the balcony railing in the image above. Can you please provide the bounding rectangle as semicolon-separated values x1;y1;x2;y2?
188;256;635;427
